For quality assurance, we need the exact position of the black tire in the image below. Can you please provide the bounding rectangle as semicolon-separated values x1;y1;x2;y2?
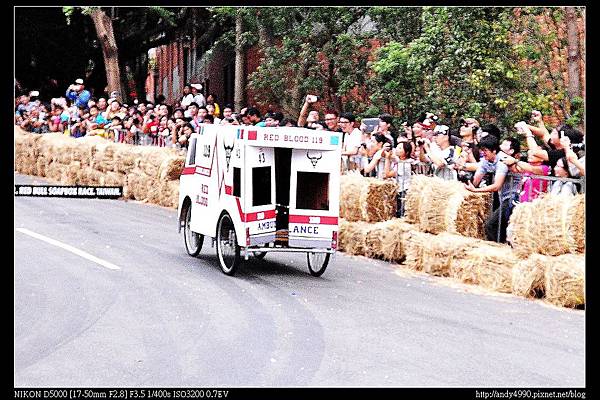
253;251;267;260
216;212;241;276
183;205;203;257
307;252;330;277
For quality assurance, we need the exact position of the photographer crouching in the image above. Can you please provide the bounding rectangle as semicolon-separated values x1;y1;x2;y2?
464;135;522;243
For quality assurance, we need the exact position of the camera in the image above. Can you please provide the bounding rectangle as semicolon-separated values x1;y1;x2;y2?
572;143;585;151
417;139;425;146
306;95;319;103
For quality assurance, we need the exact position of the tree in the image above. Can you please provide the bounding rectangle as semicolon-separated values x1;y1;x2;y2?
88;8;124;102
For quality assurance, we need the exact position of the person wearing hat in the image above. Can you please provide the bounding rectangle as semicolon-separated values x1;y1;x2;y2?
65;78;91;109
421;124;461;181
191;84;206;107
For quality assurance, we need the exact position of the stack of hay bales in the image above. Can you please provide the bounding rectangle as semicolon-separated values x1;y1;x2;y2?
14;129;185;209
405;176;492;239
449;241;517;293
340;173;398;222
509;194;585;257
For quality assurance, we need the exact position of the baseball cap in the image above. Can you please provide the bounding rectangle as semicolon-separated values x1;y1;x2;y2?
75;78;84;85
191;83;203;90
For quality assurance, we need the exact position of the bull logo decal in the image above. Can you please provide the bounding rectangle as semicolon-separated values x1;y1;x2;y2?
306;150;323;167
223;138;235;171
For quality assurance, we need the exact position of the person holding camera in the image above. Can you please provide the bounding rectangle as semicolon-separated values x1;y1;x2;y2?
65;79;91;109
420;124;461;181
363;134;397;179
464;135;522;243
516;121;584;173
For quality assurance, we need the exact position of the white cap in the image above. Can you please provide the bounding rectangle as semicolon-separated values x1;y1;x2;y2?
29;90;39;97
75;78;84;85
191;83;202;90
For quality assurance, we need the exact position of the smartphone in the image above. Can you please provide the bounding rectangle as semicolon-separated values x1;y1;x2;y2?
361;118;379;134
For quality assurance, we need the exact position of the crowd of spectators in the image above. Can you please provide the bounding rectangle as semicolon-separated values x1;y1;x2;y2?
15;79;585;244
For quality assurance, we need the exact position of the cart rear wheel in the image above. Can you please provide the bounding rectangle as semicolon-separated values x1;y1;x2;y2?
216;213;240;276
183;206;203;257
307;252;330;277
253;251;267;260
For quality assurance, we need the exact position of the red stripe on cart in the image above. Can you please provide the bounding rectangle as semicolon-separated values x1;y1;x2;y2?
181;166;196;175
289;215;338;225
248;130;257;140
225;185;233;195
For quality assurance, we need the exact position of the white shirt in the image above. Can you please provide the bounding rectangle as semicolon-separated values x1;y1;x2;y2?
180;94;195;108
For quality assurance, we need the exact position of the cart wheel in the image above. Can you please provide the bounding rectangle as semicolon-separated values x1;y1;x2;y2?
216;212;240;276
253;251;267;260
183;205;203;257
307;252;330;277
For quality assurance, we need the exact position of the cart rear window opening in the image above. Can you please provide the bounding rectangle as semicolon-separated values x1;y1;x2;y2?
296;172;329;211
252;166;271;206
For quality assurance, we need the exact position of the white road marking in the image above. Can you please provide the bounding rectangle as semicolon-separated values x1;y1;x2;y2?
15;228;121;271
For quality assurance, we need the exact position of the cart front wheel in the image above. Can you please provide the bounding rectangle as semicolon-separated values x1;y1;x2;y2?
216;213;240;276
184;206;203;257
307;252;330;277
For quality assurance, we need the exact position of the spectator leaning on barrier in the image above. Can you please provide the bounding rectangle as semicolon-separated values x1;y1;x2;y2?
464;134;522;243
550;156;579;196
395;140;417;217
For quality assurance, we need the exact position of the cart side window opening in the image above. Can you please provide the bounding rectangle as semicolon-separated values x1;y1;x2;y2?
252;166;271;206
233;167;241;197
296;172;329;210
187;138;197;165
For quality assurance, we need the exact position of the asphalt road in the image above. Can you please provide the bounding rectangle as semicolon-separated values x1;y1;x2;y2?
14;173;585;388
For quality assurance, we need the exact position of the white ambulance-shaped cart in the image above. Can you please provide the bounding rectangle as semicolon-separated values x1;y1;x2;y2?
178;124;341;276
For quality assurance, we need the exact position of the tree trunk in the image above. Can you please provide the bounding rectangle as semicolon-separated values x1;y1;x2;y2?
234;10;246;111
89;8;124;102
566;7;581;100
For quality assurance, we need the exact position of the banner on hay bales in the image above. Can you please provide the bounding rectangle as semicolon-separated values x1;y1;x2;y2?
14;185;123;199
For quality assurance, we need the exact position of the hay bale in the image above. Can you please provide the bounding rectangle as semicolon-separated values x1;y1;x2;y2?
456;191;493;239
379;219;416;262
138;147;169;178
403;229;432;271
159;156;185;181
449;243;517;293
339;173;365;221
421;233;481;277
114;146;142;174
507;202;535;258
512;253;548;298
404;176;491;239
337;218;350;252
100;171;126;188
404;175;430;224
364;219;399;259
360;178;398;222
76;167;103;185
63;161;81;185
511;195;585;257
338;220;371;256
156;180;180;208
545;253;585;308
568;195;585;253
